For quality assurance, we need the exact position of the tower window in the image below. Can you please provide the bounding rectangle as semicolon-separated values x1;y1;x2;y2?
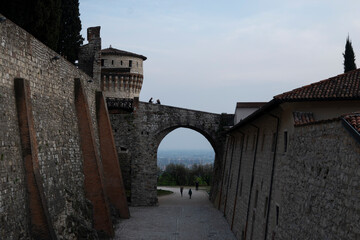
101;59;104;66
284;131;288;152
120;60;123;65
111;60;114;65
129;60;132;67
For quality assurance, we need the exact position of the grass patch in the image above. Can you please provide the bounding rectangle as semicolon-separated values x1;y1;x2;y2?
157;189;173;196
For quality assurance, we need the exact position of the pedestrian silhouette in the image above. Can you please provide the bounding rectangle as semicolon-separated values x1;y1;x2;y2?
149;97;153;103
180;186;184;197
188;188;192;199
195;181;199;191
156;99;161;104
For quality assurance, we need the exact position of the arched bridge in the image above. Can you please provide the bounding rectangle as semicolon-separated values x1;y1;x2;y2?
110;101;233;206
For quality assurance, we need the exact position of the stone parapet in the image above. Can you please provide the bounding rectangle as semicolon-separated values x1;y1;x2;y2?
101;73;143;99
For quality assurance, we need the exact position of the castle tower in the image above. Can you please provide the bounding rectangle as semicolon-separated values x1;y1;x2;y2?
78;26;102;85
100;46;147;99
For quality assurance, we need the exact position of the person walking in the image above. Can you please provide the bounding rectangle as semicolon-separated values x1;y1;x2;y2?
180;186;184;197
188;188;192;199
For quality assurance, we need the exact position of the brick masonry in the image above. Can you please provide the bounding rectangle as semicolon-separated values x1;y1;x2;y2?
96;91;129;219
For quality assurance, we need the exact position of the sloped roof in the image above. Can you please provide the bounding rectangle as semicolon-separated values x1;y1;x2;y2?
293;112;315;126
229;69;360;132
275;69;360;101
343;112;360;133
101;47;147;60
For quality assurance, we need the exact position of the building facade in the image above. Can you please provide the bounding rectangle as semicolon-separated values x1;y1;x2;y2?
216;70;360;239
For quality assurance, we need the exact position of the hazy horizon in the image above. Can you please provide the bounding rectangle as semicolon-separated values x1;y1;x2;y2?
157;128;214;151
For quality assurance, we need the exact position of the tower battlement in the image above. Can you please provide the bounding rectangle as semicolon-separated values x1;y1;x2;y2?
79;27;146;100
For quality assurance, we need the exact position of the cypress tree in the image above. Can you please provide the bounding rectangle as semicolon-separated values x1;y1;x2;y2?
57;0;84;63
0;0;61;51
343;36;357;73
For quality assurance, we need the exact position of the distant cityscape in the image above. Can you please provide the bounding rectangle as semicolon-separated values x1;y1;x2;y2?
157;149;215;170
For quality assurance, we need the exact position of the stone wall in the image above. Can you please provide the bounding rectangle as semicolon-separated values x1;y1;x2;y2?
275;120;360;240
110;102;229;206
216;113;279;240
216;113;360;239
0;16;115;239
78;26;102;85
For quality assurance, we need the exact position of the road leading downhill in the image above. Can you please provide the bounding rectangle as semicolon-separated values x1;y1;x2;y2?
114;186;237;240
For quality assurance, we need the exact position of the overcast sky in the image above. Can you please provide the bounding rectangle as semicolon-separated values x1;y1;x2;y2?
79;0;360;150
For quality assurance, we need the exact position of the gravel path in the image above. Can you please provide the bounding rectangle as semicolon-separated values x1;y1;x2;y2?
114;186;237;240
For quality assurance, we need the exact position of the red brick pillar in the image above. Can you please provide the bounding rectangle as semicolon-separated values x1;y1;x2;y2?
96;91;130;219
74;79;114;237
14;78;56;240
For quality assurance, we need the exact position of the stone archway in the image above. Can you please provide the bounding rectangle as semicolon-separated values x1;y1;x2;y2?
110;102;232;206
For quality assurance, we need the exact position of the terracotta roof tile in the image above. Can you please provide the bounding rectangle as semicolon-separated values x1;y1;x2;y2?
293;112;315;126
275;69;360;101
343;112;360;133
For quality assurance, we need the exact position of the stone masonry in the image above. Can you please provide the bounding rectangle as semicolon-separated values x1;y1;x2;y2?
275;120;360;239
2;10;360;240
216;114;360;240
110;102;232;206
0;15;128;239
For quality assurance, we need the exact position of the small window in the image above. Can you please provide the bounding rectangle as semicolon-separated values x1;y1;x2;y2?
284;131;288;152
111;60;114;65
239;178;243;196
264;197;268;218
250;210;256;240
271;133;277;152
120;147;127;152
129;60;132;67
276;205;280;225
137;62;138;67
254;189;259;208
252;134;256;151
101;59;104;66
245;135;248;150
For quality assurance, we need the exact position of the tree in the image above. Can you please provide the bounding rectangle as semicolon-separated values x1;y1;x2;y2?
165;163;188;185
202;164;213;186
0;0;83;61
0;0;61;51
57;0;83;63
343;36;357;73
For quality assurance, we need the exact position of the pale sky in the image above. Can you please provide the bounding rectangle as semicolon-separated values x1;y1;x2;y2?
79;0;360;150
